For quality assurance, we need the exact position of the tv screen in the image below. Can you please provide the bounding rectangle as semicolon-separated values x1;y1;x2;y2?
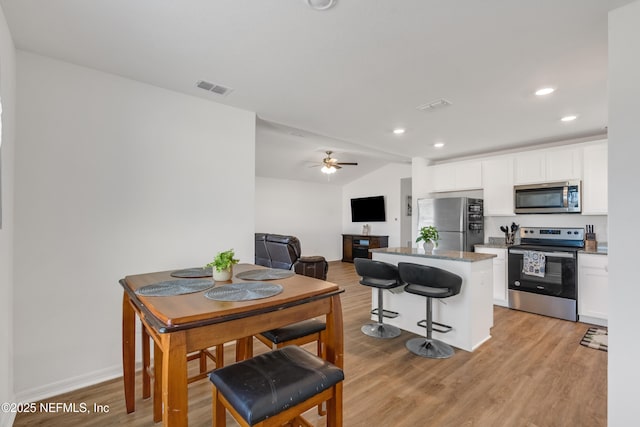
351;196;386;222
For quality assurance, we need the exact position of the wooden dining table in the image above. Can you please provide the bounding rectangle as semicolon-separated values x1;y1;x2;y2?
120;263;344;427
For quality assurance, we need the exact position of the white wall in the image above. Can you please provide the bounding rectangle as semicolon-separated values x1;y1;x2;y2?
608;1;640;425
342;163;411;247
13;52;256;400
0;4;16;426
255;177;342;261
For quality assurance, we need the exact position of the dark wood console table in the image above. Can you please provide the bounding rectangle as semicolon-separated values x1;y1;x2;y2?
342;234;389;263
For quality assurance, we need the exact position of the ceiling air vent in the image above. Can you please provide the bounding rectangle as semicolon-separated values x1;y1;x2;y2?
196;80;233;96
416;98;452;112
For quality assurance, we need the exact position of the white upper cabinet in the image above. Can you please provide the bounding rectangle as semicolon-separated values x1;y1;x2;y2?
546;147;583;181
514;146;583;184
582;140;608;215
514;151;546;184
430;161;482;192
425;140;605;217
482;156;515;216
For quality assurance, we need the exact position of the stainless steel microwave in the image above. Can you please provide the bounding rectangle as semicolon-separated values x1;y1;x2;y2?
514;181;581;214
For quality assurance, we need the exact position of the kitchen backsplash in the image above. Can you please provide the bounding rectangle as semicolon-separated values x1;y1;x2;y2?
484;214;608;244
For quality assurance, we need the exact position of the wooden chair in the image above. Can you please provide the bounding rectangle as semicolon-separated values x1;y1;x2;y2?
141;325;225;422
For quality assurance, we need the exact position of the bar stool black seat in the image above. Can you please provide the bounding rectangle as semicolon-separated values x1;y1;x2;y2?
354;258;404;338
398;262;463;359
209;345;344;426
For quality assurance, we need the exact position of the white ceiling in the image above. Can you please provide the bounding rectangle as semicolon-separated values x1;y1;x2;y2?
1;0;631;185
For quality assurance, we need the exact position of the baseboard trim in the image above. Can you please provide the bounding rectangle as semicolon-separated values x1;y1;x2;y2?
13;363;132;404
579;315;608;327
0;411;17;427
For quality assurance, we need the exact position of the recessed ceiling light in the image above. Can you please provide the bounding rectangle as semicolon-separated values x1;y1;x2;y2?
305;0;336;10
535;87;555;96
393;128;406;135
434;142;445;148
561;115;578;122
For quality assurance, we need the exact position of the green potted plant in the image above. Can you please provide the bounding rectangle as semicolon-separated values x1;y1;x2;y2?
206;248;239;281
416;226;439;252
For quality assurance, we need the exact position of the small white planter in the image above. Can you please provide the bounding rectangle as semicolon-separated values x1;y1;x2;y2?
423;240;437;253
212;268;232;282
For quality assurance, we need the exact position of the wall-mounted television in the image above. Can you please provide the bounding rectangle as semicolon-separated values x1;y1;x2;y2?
351;196;386;222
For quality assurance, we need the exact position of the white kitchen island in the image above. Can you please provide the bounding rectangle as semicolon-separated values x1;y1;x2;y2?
370;247;496;352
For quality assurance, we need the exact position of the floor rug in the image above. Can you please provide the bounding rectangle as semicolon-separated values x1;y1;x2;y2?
580;327;608;352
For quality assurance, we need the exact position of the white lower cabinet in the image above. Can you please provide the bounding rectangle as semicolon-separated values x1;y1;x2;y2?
475;246;508;307
578;253;608;326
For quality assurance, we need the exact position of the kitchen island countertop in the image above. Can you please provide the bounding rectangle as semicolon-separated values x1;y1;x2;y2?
370;248;494;352
370;246;496;262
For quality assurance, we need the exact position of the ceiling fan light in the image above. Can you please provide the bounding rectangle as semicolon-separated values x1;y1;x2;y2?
321;165;337;174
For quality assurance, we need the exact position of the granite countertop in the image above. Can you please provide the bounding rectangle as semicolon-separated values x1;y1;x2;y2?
580;246;608;255
475;243;512;249
370;247;496;262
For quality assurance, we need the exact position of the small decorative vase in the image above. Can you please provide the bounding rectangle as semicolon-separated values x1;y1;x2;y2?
212;268;232;282
423;241;435;253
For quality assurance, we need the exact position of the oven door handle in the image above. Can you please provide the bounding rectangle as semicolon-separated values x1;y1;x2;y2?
509;249;575;259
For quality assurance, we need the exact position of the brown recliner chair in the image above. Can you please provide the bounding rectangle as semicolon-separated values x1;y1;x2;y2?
264;234;301;270
254;233;271;267
294;256;329;280
255;233;328;279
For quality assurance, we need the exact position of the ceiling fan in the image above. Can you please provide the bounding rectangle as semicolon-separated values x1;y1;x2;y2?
318;151;358;174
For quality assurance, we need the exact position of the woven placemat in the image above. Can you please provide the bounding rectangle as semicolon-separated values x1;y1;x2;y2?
135;279;214;297
235;269;295;281
170;267;213;278
204;282;283;302
580;327;608;352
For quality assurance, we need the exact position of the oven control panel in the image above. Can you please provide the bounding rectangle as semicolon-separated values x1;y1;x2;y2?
519;227;584;242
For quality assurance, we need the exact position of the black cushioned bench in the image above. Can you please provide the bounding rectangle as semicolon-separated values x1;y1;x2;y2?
209;345;344;426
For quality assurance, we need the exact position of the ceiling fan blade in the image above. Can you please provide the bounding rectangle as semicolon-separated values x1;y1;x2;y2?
336;162;358;166
334;165;342;169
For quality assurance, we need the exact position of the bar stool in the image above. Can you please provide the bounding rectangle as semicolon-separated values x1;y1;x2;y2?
209;345;344;427
354;258;403;338
398;262;462;359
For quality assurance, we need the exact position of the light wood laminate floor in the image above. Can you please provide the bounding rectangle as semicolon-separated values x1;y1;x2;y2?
14;261;607;427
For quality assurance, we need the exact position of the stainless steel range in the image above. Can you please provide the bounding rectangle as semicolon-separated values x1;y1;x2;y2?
507;227;584;321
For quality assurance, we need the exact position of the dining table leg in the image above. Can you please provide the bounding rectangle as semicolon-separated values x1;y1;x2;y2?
142;325;151;399
325;294;344;427
161;331;188;427
153;341;163;423
122;292;136;414
235;337;253;361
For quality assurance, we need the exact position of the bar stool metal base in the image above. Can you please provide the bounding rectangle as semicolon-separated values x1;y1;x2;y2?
361;322;401;339
406;337;454;359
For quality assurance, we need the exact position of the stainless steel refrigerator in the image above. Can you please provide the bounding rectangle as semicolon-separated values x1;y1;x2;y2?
417;197;484;252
